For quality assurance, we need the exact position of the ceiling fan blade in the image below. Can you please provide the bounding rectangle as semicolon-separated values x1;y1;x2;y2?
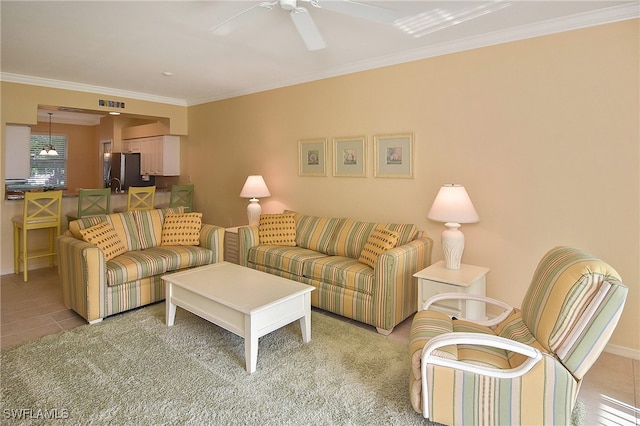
209;2;276;35
315;0;399;25
290;7;326;51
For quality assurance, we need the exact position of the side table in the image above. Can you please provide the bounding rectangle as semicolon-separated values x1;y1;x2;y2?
224;226;241;264
414;261;490;320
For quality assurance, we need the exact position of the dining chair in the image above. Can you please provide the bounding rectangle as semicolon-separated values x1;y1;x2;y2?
169;184;194;212
13;190;63;281
127;186;156;211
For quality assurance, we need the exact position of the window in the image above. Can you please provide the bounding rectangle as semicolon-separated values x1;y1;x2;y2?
30;133;67;188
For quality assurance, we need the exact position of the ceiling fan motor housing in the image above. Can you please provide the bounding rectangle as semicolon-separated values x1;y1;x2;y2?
280;0;298;11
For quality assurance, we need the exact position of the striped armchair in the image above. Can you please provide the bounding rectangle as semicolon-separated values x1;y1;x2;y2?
409;246;628;425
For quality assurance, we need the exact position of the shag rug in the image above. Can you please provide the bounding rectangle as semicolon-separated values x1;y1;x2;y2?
1;303;584;425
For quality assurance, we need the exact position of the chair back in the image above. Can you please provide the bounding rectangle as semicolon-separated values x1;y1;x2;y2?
520;246;628;379
77;188;111;217
21;190;63;230
169;184;194;212
127;186;156;211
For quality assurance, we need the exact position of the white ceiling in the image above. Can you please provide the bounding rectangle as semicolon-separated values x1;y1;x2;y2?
1;1;638;106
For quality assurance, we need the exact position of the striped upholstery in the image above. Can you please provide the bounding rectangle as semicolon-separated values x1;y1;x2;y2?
293;213;344;253
238;213;433;333
303;255;374;295
58;209;225;323
248;245;328;276
133;206;184;249
409;246;628;425
69;211;141;251
326;219;377;258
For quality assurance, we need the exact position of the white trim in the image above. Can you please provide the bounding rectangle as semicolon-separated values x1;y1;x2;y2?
0;3;637;107
605;343;640;361
0;73;187;107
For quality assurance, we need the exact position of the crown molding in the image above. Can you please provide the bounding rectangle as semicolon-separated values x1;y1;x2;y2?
0;73;188;107
2;3;637;107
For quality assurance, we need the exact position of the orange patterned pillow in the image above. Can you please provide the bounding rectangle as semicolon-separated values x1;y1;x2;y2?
79;221;128;261
258;213;297;246
358;227;400;269
160;213;202;246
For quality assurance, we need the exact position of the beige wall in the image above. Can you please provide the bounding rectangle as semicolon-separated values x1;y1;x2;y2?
1;20;637;355
187;21;639;355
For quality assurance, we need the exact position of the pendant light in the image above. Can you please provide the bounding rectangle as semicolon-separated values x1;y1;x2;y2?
39;112;58;156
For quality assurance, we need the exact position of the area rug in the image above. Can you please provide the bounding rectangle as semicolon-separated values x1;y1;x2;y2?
1;303;584;425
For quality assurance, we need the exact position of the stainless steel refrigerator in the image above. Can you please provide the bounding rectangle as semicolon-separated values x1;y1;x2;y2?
106;153;155;191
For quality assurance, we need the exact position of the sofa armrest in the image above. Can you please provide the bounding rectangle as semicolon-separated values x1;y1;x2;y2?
56;235;107;323
237;225;259;267
200;223;225;263
374;236;433;331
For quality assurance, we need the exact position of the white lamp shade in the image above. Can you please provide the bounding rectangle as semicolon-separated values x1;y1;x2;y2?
427;184;479;224
239;175;271;199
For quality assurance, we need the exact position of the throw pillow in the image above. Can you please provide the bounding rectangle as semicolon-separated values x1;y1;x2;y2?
79;221;128;261
358;227;400;269
258;213;296;246
160;213;203;246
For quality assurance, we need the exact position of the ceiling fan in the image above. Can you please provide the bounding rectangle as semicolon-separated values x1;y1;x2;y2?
209;0;399;51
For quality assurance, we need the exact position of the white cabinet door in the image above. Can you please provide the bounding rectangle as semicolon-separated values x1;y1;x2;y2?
161;135;180;176
5;125;31;179
123;135;180;176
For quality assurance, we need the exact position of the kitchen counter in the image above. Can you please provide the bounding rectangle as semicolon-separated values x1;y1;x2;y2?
5;187;170;201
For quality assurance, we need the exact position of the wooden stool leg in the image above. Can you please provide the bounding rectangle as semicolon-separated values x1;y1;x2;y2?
22;227;28;282
13;222;19;275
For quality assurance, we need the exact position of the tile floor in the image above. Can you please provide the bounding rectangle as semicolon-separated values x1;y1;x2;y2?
1;267;639;425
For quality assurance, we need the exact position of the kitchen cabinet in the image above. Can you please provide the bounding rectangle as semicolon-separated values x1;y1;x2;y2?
122;135;180;176
121;139;141;154
5;125;31;179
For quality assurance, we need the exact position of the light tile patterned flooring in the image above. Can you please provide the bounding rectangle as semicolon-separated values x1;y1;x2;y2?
1;267;639;425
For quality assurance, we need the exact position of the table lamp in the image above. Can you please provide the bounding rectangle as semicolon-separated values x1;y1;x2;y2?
240;175;271;226
427;184;479;269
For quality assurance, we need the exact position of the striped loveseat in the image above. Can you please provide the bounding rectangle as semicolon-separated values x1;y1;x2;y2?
409;246;628;425
238;211;433;334
57;207;224;324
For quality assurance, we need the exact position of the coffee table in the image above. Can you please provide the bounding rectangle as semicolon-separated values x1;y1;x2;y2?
162;262;314;374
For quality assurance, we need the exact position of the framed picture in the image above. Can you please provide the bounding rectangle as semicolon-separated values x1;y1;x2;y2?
373;133;414;178
333;136;366;177
298;138;327;176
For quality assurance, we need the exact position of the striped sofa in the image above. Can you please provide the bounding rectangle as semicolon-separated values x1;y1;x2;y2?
409;246;628;425
238;211;433;334
57;207;224;324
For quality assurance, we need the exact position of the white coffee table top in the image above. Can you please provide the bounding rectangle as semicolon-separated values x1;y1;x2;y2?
162;262;314;314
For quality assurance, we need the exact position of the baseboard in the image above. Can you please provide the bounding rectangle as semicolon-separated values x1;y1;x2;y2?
604;343;640;361
1;259;57;277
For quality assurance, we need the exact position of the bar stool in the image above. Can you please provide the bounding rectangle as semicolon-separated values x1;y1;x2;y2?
13;190;63;281
169;184;194;212
127;186;156;211
67;188;111;225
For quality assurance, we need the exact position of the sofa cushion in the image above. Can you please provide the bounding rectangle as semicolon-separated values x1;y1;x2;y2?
303;256;374;295
135;207;185;249
79;221;128;261
292;212;344;253
358;227;400;268
144;246;214;271
248;245;328;277
258;213;296;246
326;219;378;258
383;223;419;246
160;212;202;246
106;250;169;286
70;211;141;252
